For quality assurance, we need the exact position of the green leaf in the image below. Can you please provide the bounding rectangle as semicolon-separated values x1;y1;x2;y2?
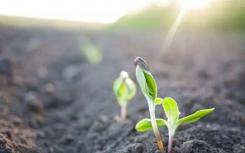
177;108;215;125
135;118;166;132
144;70;157;100
113;77;124;97
135;66;146;93
124;78;137;100
155;97;164;105
113;71;136;105
162;97;180;123
135;61;157;101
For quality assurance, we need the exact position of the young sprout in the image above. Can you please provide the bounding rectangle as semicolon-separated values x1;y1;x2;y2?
113;71;136;121
134;57;165;153
134;57;215;153
79;40;102;64
140;97;215;153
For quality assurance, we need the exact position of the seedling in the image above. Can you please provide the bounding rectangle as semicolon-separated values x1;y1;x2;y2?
113;71;136;121
79;40;102;64
134;57;165;152
134;57;215;153
137;96;215;153
162;97;214;153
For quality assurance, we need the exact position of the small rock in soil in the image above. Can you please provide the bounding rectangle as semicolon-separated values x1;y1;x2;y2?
37;67;48;79
43;83;55;95
126;143;144;153
180;139;224;153
25;92;43;115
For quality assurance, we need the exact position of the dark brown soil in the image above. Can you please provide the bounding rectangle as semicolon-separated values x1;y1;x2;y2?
0;26;244;153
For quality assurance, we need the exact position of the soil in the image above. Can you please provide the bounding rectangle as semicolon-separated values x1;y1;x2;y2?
0;26;244;153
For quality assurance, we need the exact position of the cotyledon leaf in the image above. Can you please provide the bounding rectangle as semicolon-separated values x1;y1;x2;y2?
135;118;167;132
162;97;180;123
177;108;215;125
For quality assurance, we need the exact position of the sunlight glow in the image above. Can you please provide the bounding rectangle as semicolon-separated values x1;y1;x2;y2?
162;8;187;53
161;0;211;53
0;0;170;23
179;0;210;10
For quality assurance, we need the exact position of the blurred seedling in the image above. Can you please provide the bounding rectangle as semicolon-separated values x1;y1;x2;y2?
79;40;102;64
137;97;215;153
134;57;165;152
113;71;136;121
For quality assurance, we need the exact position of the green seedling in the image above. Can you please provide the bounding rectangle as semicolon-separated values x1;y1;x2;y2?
79;40;102;64
137;96;215;153
134;57;215;153
113;71;136;121
134;57;165;152
162;97;214;153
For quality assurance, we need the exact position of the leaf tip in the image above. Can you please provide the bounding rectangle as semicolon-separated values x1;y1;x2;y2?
120;70;129;79
135;119;147;132
163;97;176;105
209;107;215;112
134;57;148;70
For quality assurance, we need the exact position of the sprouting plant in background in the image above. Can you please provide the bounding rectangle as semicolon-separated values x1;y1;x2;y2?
134;57;165;152
113;71;136;121
79;39;102;64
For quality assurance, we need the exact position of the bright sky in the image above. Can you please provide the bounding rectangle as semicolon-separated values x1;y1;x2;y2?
0;0;170;23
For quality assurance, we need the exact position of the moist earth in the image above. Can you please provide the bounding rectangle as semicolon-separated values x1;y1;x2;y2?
0;26;244;153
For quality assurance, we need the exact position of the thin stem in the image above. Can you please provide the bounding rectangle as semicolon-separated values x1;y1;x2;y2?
149;103;164;153
168;134;173;153
121;104;127;120
167;128;175;153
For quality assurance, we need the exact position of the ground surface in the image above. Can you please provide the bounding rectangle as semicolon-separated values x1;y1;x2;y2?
0;26;244;153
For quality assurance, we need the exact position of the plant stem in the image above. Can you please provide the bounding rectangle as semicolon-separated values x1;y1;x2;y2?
167;129;175;153
148;102;164;153
121;104;127;120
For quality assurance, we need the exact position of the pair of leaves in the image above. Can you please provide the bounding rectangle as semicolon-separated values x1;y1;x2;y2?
113;71;136;105
136;97;214;132
162;97;214;126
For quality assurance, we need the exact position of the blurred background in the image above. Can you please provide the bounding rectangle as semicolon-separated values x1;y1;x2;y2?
0;0;244;33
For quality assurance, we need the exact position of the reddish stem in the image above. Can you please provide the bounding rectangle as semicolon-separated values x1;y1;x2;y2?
168;134;173;153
